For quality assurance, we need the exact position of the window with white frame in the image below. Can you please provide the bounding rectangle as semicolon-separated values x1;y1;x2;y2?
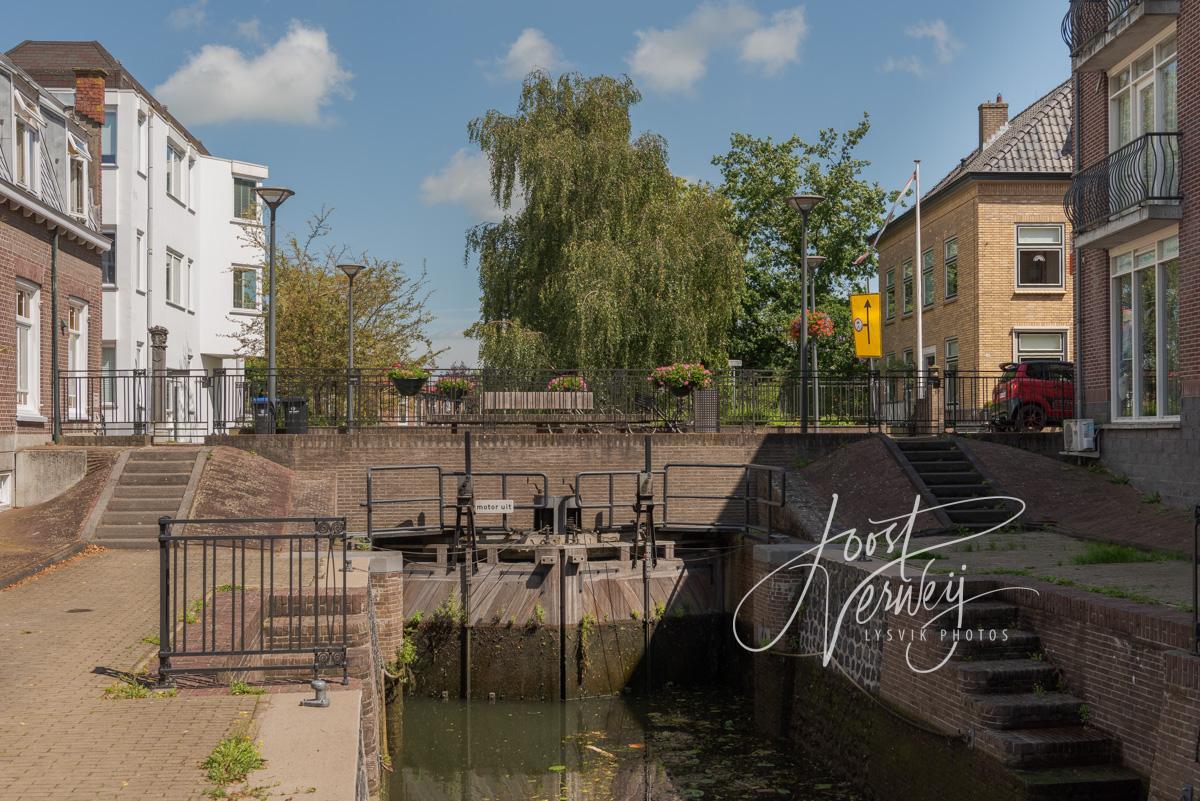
14;119;30;187
101;108;117;165
233;178;258;220
922;248;935;307
944;338;960;402
902;259;913;315
1110;34;1177;154
1016;225;1064;288
1014;331;1067;363
233;267;258;309
101;345;116;407
885;269;895;319
15;282;40;414
101;232;116;286
68;132;90;217
944;238;958;299
187;258;194;309
166;143;184;199
137;112;147;173
14;92;43;191
136;230;146;291
66;302;87;418
165;250;183;305
1112;234;1180;419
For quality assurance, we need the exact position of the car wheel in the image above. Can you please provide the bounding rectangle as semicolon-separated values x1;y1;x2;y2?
1016;403;1046;432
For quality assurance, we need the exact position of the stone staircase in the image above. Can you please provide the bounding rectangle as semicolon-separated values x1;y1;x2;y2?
92;448;200;548
945;596;1143;799
894;437;1014;532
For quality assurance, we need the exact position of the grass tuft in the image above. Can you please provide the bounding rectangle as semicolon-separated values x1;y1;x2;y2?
229;680;266;696
1072;542;1180;565
202;735;264;785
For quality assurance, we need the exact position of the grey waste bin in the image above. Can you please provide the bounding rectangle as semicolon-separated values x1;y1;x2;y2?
251;397;274;435
279;396;308;434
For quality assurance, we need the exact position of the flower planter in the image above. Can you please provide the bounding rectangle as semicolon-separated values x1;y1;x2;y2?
439;388;468;402
669;385;693;398
391;377;426;396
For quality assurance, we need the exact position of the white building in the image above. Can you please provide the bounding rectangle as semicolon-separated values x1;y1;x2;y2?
8;42;268;433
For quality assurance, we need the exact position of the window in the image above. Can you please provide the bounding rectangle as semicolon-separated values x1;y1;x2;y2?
902;260;913;314
1014;331;1067;363
13;92;42;190
944;338;959;402
166;144;184;199
165;250;183;305
136;231;145;291
101;233;116;286
902;349;914;367
1109;35;1177;153
944;238;959;299
1016;225;1064;288
233;267;258;309
885;269;895;319
233;178;258;219
187;258;194;309
1111;234;1180;418
66;303;87;418
137;112;146;173
15;282;39;414
14;119;30;187
922;249;935;307
70;159;85;214
101;345;116;406
101;108;117;164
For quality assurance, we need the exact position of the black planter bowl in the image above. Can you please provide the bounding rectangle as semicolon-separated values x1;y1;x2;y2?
669;385;693;398
391;376;427;396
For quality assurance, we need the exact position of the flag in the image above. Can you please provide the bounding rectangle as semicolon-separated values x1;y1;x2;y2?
853;169;919;266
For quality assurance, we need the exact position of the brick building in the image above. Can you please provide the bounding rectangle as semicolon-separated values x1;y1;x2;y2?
1063;0;1196;505
877;83;1075;379
0;54;108;505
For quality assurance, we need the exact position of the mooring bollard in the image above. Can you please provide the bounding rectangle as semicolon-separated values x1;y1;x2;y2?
300;678;330;708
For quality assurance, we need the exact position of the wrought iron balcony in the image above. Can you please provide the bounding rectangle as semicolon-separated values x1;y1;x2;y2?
1065;133;1181;245
1062;0;1178;68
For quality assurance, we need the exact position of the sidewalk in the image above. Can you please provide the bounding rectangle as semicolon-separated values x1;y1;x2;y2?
0;549;258;801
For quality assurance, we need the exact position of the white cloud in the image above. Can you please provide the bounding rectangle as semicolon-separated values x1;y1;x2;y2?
627;2;760;94
628;3;807;94
907;19;962;65
740;7;807;76
420;149;524;222
167;0;207;31
234;18;263;43
491;28;567;81
881;18;962;77
154;22;353;125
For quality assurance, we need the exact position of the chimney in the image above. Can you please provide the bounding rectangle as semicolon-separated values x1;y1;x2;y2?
72;68;107;214
978;93;1008;147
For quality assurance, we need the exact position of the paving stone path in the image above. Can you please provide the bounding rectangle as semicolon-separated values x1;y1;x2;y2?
0;549;257;801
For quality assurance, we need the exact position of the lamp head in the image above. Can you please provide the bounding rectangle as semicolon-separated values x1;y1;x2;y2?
255;186;295;210
338;263;366;279
806;255;827;270
786;194;825;215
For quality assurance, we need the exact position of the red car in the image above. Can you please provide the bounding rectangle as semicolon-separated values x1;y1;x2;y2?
990;361;1075;431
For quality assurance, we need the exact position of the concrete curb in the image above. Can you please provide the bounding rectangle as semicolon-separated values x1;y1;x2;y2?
174;447;211;529
0;540;89;591
80;448;132;543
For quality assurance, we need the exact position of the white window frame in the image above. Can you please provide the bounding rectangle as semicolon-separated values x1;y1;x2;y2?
232;266;260;311
1108;30;1177;154
166;142;184;200
1015;224;1065;290
65;301;88;420
165;249;183;306
902;259;913;315
1109;230;1180;421
101;344;117;408
67;130;91;218
885;269;895;320
101;106;118;165
943;237;958;300
15;280;41;418
921;248;935;307
136;230;146;293
1011;328;1068;363
137;111;147;175
233;177;259;221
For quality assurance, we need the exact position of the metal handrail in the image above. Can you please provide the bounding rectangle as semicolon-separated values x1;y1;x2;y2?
1065;132;1181;232
1062;0;1141;55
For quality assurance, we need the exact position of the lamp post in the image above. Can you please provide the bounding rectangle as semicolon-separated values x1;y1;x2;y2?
338;263;366;429
255;186;294;409
806;255;827;427
786;194;825;434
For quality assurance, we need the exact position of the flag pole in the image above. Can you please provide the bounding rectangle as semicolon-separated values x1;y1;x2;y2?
914;159;924;398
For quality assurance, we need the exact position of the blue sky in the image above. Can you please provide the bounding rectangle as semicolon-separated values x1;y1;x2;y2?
8;1;1071;364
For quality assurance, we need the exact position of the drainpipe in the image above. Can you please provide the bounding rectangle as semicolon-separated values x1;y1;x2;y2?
145;110;156;431
1073;71;1084;420
50;230;61;444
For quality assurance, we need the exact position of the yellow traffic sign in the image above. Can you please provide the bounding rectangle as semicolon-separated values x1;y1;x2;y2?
850;293;882;358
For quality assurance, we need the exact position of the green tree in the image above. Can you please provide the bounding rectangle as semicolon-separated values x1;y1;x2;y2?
713;115;891;372
466;72;743;370
229;209;438;368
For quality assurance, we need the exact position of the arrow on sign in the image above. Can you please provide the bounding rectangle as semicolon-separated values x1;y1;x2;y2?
863;299;873;344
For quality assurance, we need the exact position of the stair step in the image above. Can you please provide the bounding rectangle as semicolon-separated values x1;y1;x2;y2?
107;497;183;513
912;460;974;473
1011;764;1144;801
123;460;195;474
895;439;956;452
904;449;966;462
933;602;1019;630
946;508;1014;524
976;727;1116;769
927;485;993;498
92;538;159;550
966;692;1085;730
127;448;201;463
952;629;1041;660
101;510;173;526
113;485;187;500
94;523;160;541
120;472;191;486
921;472;990;486
958;659;1056;694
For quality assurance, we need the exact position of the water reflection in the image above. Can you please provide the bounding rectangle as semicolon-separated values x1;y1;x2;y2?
390;689;860;801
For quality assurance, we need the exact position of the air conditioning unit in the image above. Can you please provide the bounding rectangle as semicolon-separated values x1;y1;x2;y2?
1063;419;1096;452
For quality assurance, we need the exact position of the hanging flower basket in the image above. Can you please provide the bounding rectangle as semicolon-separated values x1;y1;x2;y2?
434;376;475;401
387;363;429;396
789;311;834;340
648;363;713;397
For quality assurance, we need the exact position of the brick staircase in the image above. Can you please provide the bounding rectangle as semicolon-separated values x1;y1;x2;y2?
92;448;200;548
945;596;1143;799
894;437;1014;531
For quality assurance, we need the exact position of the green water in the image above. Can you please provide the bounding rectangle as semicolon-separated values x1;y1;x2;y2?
388;688;861;801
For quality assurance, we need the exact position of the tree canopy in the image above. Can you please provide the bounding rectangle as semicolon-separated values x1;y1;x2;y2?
230;210;438;369
467;72;743;370
713;115;891;372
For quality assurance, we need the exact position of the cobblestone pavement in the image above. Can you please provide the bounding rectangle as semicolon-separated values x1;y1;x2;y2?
0;548;258;801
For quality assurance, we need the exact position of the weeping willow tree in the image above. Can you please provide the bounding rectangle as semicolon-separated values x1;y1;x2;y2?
466;72;743;370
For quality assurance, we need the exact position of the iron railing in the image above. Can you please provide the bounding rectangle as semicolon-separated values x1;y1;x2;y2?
1066;133;1182;232
157;515;350;685
1062;0;1141;55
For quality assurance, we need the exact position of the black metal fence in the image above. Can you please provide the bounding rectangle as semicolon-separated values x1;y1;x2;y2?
157;515;350;685
60;366;1072;439
1065;133;1182;233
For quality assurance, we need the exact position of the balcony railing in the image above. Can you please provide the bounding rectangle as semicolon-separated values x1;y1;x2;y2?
1064;133;1181;233
1062;0;1140;55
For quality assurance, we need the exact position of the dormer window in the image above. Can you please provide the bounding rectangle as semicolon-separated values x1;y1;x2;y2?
67;132;91;218
13;92;44;191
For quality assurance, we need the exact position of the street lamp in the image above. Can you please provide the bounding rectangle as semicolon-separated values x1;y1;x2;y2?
786;194;824;434
338;263;366;429
255;186;294;408
806;255;827;427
